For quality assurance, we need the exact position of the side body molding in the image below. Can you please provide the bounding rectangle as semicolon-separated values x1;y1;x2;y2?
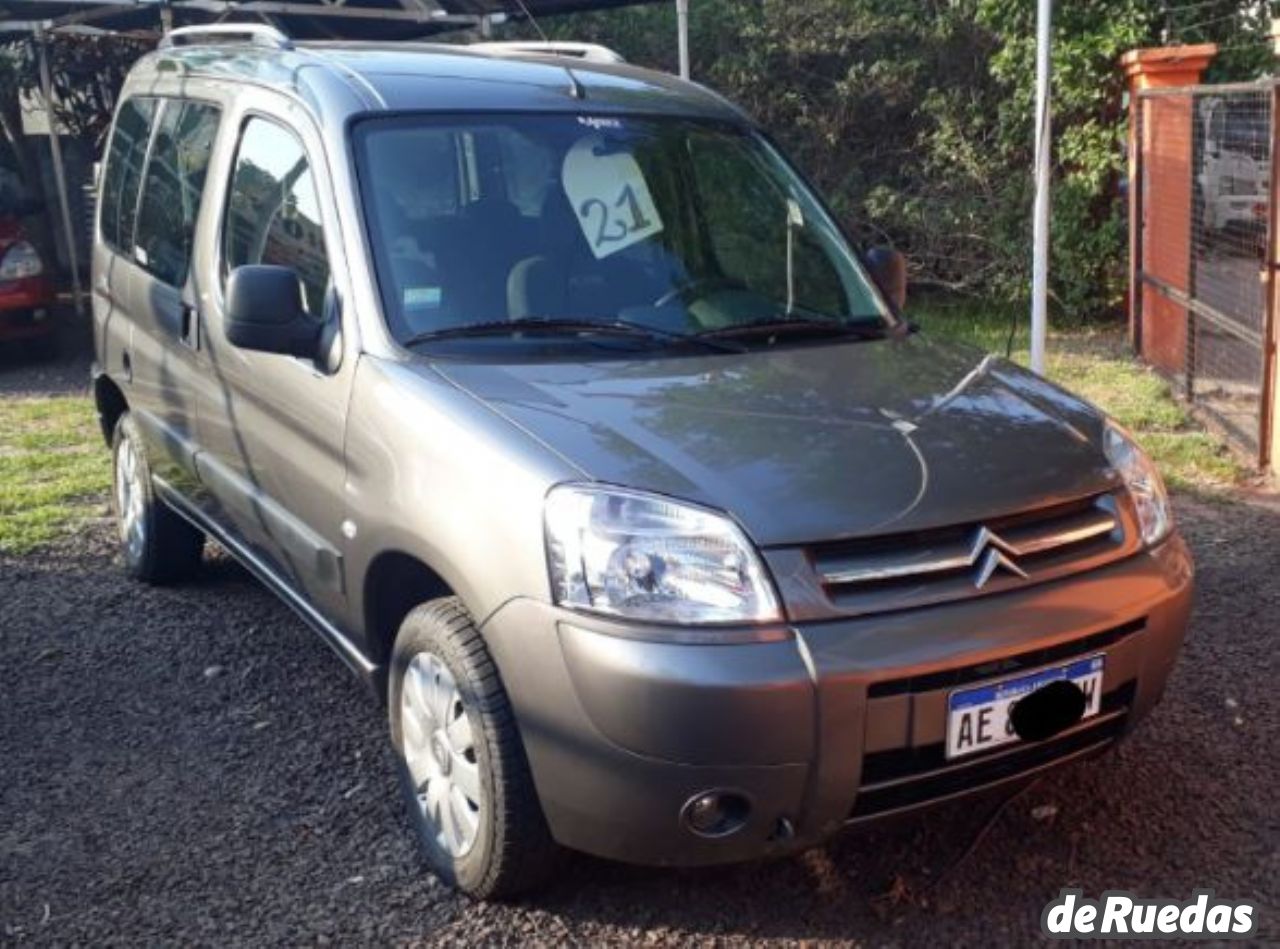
194;451;346;596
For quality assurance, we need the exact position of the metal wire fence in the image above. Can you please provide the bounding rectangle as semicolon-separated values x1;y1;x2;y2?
1134;82;1275;463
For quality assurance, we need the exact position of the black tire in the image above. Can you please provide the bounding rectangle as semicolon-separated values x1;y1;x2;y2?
388;597;558;899
110;412;204;584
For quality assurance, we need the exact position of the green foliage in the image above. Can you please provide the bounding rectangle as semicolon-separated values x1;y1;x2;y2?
506;0;1271;320
0;33;151;147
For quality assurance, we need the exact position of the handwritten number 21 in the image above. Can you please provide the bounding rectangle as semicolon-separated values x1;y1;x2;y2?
580;184;652;249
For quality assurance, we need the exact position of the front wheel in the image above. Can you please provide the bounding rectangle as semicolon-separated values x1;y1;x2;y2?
111;412;204;584
388;597;558;898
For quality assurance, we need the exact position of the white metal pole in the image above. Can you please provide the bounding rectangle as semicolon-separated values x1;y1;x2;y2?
1030;0;1052;374
676;0;689;80
36;25;84;318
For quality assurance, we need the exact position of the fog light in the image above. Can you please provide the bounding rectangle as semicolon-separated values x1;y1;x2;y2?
687;794;722;831
681;790;750;838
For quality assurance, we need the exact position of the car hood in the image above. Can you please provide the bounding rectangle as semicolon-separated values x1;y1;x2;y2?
432;335;1119;547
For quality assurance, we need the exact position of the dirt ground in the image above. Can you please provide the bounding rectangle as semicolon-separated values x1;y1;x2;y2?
1;333;1277;946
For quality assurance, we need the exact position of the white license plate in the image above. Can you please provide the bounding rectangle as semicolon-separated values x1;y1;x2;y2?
945;655;1104;759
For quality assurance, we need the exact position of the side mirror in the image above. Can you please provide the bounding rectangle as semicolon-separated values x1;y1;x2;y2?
225;265;320;358
866;246;907;312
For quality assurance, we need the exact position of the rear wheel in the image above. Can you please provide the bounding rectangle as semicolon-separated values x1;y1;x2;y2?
111;413;204;583
389;597;558;898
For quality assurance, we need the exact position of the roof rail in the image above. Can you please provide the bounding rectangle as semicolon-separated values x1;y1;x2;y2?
470;41;624;65
160;24;294;51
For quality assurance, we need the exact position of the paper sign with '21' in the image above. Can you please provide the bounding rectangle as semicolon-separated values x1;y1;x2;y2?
562;135;664;259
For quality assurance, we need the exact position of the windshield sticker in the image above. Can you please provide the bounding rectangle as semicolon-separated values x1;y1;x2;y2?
403;286;442;307
562;135;664;259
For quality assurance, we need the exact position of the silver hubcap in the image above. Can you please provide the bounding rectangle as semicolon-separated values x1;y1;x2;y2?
400;652;483;858
115;434;146;561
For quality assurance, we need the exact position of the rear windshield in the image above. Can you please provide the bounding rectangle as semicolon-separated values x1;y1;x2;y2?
352;113;888;348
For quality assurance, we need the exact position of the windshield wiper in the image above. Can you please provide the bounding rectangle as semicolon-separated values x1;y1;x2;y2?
402;316;743;353
696;316;890;343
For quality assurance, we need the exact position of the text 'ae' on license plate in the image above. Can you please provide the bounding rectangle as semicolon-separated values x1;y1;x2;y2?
945;655;1104;760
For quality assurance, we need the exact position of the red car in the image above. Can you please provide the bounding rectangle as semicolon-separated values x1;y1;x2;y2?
0;215;57;350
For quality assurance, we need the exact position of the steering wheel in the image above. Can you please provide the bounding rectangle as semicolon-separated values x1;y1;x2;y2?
652;275;746;309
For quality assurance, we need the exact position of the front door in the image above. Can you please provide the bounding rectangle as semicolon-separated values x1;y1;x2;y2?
192;100;357;624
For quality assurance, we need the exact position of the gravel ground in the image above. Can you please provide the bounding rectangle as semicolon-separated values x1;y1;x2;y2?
1;339;1277;946
0;308;93;398
2;499;1276;946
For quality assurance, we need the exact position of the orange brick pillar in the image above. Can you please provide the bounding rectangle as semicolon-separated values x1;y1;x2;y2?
1122;45;1217;374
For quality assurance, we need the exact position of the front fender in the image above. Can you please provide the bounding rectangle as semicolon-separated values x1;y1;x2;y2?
341;354;580;653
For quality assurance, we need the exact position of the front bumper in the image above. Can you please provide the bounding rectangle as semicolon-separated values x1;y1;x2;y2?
480;534;1193;867
0;275;56;341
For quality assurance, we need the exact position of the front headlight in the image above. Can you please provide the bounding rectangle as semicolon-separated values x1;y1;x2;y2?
0;241;43;281
1104;423;1172;546
545;483;781;625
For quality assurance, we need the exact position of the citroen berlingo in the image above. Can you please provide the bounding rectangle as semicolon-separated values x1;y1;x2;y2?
92;26;1194;898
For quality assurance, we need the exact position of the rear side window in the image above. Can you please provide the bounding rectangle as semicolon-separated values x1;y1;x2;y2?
99;97;156;253
133;101;221;287
223;118;330;317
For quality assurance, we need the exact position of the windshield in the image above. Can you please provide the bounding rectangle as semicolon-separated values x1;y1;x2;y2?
353;114;891;350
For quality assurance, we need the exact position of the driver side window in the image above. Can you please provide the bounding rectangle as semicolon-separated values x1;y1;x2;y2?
689;133;849;317
223;117;330;317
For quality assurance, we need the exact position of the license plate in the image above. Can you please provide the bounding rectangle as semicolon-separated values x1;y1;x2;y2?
945;655;1104;759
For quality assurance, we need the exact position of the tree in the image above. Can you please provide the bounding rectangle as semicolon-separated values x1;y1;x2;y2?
1;32;152;147
0;32;151;273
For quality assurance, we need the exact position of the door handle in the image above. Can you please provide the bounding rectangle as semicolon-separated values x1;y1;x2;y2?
180;303;199;349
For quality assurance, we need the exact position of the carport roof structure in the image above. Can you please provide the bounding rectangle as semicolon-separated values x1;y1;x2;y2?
0;0;661;38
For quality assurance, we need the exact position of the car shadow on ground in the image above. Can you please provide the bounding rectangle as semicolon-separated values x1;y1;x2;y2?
1;494;1276;945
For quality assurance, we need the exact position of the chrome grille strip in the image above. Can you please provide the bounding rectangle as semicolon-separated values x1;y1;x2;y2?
821;543;977;585
819;504;1119;587
998;507;1117;556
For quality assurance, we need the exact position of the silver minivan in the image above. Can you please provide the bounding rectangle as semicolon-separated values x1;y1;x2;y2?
93;27;1193;898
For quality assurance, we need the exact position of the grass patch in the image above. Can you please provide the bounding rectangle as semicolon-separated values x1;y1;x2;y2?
912;296;1247;492
0;395;111;554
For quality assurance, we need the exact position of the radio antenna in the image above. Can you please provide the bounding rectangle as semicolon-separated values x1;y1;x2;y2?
510;0;549;43
506;0;584;98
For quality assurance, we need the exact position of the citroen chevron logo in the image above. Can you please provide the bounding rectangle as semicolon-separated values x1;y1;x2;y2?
970;527;1029;589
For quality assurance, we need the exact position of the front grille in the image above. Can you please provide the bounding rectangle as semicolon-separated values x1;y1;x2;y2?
811;492;1133;616
850;680;1135;820
866;617;1145;698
